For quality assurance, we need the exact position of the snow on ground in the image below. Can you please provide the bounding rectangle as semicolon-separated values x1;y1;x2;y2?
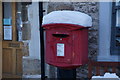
42;10;92;27
23;74;41;78
92;73;120;80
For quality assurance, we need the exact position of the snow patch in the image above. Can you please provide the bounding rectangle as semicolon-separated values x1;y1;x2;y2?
104;73;119;78
92;73;120;80
23;75;41;78
42;11;92;27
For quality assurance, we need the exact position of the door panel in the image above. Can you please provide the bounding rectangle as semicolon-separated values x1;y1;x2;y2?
2;41;23;78
2;2;23;78
16;49;22;75
3;48;13;74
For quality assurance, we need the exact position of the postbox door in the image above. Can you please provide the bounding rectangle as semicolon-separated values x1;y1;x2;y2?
46;30;73;64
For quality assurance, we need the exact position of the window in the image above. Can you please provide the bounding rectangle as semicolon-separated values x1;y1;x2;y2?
111;1;120;55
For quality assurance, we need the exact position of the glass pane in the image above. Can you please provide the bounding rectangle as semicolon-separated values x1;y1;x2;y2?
116;38;120;46
116;0;120;27
16;3;22;41
116;10;120;27
4;2;12;19
116;0;120;6
3;2;12;40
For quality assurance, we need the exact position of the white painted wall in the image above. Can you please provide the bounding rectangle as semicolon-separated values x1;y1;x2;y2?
23;2;49;60
26;2;40;59
98;2;120;61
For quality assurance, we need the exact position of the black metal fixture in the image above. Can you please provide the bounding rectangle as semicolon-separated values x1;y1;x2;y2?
39;2;46;80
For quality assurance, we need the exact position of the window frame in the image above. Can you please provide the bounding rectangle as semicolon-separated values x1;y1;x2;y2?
110;2;120;55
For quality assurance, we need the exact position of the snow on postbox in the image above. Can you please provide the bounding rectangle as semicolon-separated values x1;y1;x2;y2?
42;11;92;69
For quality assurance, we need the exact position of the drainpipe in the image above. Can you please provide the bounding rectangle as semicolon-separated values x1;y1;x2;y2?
39;2;45;80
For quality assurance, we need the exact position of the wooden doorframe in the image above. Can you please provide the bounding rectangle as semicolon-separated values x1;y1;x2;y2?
0;1;2;80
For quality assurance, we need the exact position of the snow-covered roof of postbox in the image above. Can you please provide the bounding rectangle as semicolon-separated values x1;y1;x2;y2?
42;11;92;27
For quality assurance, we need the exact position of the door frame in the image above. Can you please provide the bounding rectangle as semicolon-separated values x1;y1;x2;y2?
0;1;2;80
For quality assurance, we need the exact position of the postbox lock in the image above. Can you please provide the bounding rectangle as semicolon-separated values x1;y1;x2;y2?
60;38;62;40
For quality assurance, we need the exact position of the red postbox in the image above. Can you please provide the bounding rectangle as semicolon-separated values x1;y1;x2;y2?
43;23;89;69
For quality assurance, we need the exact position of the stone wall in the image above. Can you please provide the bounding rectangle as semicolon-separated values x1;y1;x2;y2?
46;2;99;78
23;58;41;75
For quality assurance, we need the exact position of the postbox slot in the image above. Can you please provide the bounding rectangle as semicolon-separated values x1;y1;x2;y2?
52;34;69;38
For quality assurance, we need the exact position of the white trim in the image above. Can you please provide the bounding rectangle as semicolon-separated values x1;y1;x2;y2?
98;2;120;61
